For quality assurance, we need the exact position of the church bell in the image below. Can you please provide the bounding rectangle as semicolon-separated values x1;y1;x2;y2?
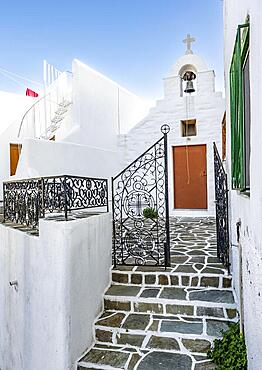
183;71;196;94
184;80;195;94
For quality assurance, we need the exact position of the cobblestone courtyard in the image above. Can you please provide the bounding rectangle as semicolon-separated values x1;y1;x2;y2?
78;217;237;370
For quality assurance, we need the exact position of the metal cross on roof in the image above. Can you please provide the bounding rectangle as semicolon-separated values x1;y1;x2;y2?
183;34;196;55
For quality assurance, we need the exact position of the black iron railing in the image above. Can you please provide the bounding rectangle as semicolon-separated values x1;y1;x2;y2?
213;143;230;271
3;175;108;229
112;125;171;267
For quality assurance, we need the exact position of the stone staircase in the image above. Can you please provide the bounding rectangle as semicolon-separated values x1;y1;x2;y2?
78;217;238;370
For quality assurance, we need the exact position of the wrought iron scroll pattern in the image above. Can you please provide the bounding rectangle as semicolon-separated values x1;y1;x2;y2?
3;175;108;229
213;142;230;271
112;127;170;267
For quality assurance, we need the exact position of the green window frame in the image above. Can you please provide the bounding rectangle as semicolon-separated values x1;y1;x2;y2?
230;22;250;192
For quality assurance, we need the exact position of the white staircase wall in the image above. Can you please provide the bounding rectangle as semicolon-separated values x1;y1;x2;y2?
0;213;112;370
59;59;152;151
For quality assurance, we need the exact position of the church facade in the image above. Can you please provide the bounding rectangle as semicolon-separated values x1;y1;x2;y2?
118;37;225;216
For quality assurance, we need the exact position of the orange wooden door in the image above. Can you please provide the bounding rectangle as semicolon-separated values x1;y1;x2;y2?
10;144;22;176
173;145;207;209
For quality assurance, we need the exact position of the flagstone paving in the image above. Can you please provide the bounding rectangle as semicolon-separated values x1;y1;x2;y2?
78;217;238;370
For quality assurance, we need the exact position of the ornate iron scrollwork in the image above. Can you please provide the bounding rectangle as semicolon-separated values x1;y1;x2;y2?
112;127;170;267
213;142;230;270
3;175;108;229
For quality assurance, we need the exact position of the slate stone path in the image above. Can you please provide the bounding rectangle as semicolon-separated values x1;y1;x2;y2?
78;217;238;370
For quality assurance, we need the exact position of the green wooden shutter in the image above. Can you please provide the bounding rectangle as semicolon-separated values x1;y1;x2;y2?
229;23;249;190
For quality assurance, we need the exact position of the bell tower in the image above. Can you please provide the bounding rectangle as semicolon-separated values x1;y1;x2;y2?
163;34;216;98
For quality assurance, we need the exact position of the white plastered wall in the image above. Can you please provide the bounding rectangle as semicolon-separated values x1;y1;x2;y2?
0;213;112;370
57;59;152;149
224;0;262;368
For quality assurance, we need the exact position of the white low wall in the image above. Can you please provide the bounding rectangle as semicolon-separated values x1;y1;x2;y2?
0;213;112;370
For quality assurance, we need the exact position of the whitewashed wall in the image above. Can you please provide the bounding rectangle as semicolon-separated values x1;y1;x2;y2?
14;138;118;180
58;59;152;150
0;213;112;370
118;54;225;217
224;0;262;368
0;91;34;137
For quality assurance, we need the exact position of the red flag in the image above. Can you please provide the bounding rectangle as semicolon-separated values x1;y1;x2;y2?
26;88;38;97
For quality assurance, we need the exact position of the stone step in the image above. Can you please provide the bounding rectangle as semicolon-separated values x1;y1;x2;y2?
112;270;232;289
78;344;216;370
104;284;236;311
94;311;236;346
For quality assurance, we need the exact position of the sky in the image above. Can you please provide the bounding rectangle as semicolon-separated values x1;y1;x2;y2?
0;0;224;99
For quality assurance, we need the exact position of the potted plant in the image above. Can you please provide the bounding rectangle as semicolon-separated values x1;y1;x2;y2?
143;207;158;220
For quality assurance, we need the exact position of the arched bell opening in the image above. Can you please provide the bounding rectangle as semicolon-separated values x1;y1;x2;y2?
179;64;198;97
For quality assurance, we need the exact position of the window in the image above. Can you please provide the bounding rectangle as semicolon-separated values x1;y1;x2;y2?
230;22;250;191
181;119;197;137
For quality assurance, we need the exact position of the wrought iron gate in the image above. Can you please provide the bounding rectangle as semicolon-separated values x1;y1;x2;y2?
112;125;171;267
213;142;230;270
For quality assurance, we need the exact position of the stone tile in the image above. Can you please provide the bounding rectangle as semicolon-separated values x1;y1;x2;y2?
166;304;194;315
158;275;169;285
171;256;189;264
191;277;199;286
117;333;145;347
189;289;234;304
196;306;224;318
128;353;142;370
170;275;179;285
137;351;192;370
104;299;131;311
112;272;128;284
160;287;187;300
145;274;156;284
202;267;224;274
134;302;163;314
148;319;159;331
147;335;180;350
122;314;150;330
182;338;211;353
175;264;197;273
140;288;160;298
206;319;231;337
226;308;238;319
223;277;232;288
96;312;126;327
189;257;206;264
106;284;141;297
95;329;112;343
81;349;130;368
131;274;143;285
187;250;207;256
182;276;190;286
201;276;219;288
161;320;203;335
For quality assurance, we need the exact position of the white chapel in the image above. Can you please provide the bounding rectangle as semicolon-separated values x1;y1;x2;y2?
118;34;225;216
